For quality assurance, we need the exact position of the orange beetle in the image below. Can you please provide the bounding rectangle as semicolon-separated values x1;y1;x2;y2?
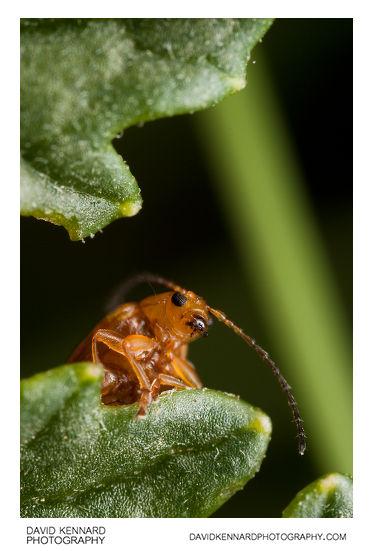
70;274;306;455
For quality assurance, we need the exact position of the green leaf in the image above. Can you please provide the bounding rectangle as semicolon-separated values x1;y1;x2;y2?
282;473;353;518
20;18;273;240
21;363;271;518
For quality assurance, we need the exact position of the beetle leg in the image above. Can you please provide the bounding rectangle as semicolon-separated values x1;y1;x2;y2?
150;373;192;403
178;343;189;360
121;335;158;419
170;355;203;388
92;330;156;415
92;331;154;384
92;329;127;363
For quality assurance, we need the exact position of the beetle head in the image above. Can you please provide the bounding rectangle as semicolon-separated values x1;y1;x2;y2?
165;291;212;341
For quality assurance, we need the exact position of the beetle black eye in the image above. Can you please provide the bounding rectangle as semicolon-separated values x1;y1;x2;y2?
171;292;187;307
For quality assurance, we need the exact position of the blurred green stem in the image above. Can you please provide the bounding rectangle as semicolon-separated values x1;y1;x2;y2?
196;55;352;472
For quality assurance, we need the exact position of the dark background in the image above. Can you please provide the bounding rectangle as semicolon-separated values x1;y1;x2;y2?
21;19;352;517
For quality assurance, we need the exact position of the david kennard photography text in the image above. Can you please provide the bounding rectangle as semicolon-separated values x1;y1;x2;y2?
26;526;106;545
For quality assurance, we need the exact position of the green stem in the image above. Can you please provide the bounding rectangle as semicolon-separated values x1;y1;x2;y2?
196;56;352;472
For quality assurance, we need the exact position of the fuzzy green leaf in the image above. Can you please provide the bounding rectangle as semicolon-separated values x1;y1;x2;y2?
21;363;271;518
20;18;273;240
283;473;353;518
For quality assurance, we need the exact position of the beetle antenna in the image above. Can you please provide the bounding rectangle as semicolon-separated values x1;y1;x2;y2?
106;273;185;312
208;306;306;455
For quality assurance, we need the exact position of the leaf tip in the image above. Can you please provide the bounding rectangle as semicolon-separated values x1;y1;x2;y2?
227;76;246;92
119;198;142;217
248;411;272;436
283;472;353;518
315;472;353;498
316;473;340;493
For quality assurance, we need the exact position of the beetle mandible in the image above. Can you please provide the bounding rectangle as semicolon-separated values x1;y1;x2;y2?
69;273;306;455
